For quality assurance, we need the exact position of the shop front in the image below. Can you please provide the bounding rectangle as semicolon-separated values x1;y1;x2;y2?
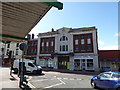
74;56;94;71
52;53;74;70
58;56;69;69
39;57;54;68
108;59;120;72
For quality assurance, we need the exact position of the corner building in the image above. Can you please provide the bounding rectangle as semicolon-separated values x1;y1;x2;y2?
37;27;99;72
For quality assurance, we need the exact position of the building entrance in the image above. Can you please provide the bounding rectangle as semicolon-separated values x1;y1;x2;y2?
58;56;69;69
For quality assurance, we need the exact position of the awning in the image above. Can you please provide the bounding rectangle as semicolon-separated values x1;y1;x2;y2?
0;1;63;42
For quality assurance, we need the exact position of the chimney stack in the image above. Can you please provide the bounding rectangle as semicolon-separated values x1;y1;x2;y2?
32;34;34;39
52;28;54;32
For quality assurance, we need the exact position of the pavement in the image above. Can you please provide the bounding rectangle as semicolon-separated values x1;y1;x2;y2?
0;67;33;90
0;67;20;89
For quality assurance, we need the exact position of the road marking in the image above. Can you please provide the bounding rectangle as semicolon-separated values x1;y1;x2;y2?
30;79;55;82
44;77;65;88
63;78;68;80
57;78;62;79
58;78;65;85
27;76;38;89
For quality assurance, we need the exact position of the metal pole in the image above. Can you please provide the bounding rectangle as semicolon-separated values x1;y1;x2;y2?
2;42;6;66
19;51;24;88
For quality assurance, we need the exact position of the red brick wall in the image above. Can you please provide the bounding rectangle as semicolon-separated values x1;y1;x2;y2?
99;50;120;59
27;40;38;55
40;37;55;54
73;33;94;53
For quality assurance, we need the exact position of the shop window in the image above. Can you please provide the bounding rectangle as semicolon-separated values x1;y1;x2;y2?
74;59;80;70
87;59;93;69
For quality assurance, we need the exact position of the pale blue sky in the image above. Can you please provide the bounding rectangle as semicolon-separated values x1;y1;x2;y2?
30;2;119;50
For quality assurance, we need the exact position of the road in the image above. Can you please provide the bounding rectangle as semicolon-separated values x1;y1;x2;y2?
28;71;97;89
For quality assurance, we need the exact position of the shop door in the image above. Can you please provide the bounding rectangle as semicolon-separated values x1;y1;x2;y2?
74;59;80;70
81;59;86;70
58;56;69;69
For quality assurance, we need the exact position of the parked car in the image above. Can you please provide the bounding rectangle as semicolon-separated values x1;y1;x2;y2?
100;67;111;72
13;59;42;74
91;72;120;90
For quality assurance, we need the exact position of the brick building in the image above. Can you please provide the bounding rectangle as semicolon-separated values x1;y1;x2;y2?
99;50;120;71
27;39;38;60
36;27;99;72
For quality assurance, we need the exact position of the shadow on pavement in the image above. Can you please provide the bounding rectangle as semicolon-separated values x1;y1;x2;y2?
9;76;17;81
20;84;32;90
26;73;45;76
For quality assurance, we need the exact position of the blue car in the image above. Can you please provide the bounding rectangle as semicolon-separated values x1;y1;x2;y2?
91;72;120;90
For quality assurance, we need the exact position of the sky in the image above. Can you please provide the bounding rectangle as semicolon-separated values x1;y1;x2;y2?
29;1;119;50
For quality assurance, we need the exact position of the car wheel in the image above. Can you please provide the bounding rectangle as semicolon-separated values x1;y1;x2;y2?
40;70;42;74
33;70;36;75
91;81;97;89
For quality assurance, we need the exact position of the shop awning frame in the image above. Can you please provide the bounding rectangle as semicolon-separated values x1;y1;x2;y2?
0;1;63;42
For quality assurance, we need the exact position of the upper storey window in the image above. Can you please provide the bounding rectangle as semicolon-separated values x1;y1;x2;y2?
60;36;68;41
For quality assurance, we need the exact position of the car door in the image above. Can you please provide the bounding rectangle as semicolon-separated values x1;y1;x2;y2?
95;73;112;88
98;73;112;88
27;62;35;72
104;73;119;88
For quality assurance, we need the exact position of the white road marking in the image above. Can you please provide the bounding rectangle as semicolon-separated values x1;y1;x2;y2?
58;78;66;85
44;77;65;88
30;79;54;82
57;78;62;79
63;78;68;80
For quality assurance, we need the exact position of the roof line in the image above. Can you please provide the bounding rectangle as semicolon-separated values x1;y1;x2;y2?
45;2;63;10
0;34;28;41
